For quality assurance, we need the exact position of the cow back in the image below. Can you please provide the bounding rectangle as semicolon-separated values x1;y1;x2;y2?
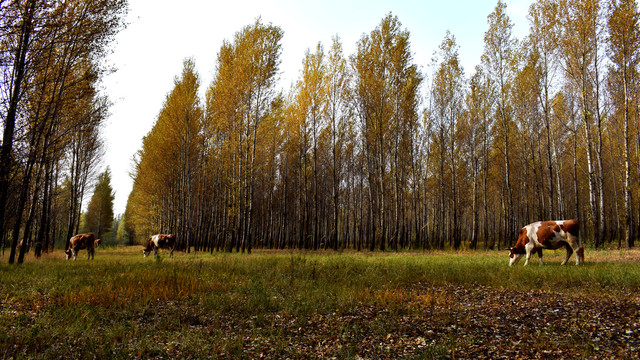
157;234;176;248
69;233;96;250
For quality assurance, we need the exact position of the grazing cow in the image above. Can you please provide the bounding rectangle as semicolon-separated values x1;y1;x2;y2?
65;233;99;260
94;238;103;247
143;234;176;258
509;219;583;266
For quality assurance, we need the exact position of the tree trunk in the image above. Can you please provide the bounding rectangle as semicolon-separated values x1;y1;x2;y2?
622;61;634;248
1;1;37;263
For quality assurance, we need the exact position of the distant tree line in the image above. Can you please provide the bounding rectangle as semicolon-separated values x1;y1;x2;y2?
126;0;640;253
0;0;127;264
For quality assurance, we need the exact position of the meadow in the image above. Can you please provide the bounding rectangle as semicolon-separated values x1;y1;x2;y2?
1;247;639;359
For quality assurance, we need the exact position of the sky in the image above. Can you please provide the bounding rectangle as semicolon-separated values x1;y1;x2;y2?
101;0;531;215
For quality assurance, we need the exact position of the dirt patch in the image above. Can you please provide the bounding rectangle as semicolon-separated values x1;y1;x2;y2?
282;283;640;359
128;283;640;359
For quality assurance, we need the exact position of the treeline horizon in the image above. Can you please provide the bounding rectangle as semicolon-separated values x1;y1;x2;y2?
125;0;640;253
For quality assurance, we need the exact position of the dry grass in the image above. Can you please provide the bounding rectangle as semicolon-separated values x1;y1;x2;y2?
1;246;639;358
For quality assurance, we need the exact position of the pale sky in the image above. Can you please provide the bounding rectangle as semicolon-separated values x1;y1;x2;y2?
101;0;531;215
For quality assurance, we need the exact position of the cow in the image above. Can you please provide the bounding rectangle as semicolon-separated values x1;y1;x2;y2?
65;233;99;260
94;238;103;247
509;219;584;266
143;234;176;258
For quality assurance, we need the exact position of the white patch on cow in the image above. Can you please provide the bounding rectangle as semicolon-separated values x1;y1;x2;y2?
555;220;567;226
527;222;541;243
151;234;160;248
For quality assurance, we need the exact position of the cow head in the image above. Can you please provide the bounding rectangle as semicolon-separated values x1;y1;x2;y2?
65;249;72;260
508;247;524;266
508;228;529;266
143;238;153;257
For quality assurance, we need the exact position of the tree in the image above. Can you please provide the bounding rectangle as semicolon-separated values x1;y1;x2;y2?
483;0;517;246
431;31;465;249
325;35;352;250
127;59;203;251
85;167;115;239
352;13;422;251
607;0;639;248
116;214;129;244
558;0;606;247
529;0;561;219
204;19;283;253
295;43;326;249
0;0;37;258
464;67;487;249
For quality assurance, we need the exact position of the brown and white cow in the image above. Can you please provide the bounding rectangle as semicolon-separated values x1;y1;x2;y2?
65;233;99;260
509;219;584;266
143;234;176;258
94;238;103;247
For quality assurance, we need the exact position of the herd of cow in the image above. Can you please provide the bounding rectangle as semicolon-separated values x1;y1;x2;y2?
64;219;584;266
64;233;176;260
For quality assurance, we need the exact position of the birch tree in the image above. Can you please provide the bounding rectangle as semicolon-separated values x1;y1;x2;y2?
483;0;517;246
607;0;639;247
431;31;465;249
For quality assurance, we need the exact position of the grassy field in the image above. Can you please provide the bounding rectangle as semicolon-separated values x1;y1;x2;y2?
1;247;639;359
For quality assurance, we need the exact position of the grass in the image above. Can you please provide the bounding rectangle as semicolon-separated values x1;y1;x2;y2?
1;247;639;358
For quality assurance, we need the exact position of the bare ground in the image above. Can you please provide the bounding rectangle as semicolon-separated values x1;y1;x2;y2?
129;282;640;359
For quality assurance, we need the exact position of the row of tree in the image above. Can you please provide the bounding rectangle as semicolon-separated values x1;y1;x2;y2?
0;0;126;264
127;0;640;253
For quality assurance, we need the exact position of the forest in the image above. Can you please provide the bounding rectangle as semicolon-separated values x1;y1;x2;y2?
2;0;640;261
126;0;640;254
0;0;127;263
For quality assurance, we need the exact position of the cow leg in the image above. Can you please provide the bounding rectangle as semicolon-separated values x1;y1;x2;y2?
524;242;536;266
72;249;77;261
575;246;584;265
537;248;544;265
566;233;583;265
153;247;158;257
169;247;174;258
561;242;573;265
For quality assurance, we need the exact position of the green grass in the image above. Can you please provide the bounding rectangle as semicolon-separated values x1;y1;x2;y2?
1;247;639;358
